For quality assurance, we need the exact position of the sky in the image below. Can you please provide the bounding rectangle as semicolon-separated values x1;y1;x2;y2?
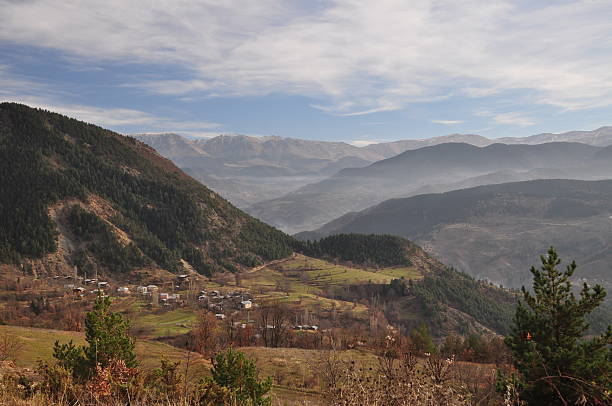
1;0;612;145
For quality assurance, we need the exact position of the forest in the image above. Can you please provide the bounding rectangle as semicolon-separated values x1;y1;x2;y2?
0;103;295;275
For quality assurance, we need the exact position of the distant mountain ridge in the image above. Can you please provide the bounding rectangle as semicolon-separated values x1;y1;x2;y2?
247;142;612;233
134;127;612;209
297;179;612;292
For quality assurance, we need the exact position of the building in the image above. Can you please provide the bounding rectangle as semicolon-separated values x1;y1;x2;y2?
117;286;130;295
136;286;148;294
215;313;226;320
240;300;252;309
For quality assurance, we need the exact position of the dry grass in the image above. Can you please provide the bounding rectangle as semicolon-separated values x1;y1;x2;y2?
0;325;209;380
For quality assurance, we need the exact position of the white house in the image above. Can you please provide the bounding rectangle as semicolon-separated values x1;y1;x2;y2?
240;300;252;309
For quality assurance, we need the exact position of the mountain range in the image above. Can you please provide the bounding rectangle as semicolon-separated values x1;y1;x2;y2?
249;142;612;233
135;127;612;209
1;103;610;337
297;179;612;292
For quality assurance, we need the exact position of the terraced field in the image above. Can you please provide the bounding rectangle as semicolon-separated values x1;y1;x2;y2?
243;254;421;294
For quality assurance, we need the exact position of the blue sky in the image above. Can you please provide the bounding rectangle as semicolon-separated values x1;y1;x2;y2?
1;0;612;145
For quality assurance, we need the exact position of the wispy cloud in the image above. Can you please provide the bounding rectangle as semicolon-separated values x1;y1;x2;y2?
4;95;220;132
492;112;536;127
349;140;381;147
431;120;464;125
476;109;536;127
1;1;612;115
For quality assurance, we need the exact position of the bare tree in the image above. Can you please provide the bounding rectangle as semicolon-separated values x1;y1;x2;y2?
259;302;293;348
191;312;218;357
0;332;23;362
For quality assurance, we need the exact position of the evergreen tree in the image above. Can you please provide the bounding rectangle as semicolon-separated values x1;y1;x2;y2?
209;348;272;406
409;324;436;354
505;247;611;405
84;294;137;369
53;294;137;379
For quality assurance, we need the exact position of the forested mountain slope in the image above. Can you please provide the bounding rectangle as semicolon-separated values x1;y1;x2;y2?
0;103;295;277
298;179;612;291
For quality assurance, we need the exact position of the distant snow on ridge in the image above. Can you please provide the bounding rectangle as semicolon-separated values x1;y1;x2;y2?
133;126;612;150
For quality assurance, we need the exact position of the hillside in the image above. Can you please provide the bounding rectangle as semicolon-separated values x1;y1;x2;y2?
0;103;296;278
248;142;612;233
298;179;612;292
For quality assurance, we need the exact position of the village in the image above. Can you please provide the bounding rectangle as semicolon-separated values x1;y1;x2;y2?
58;270;320;334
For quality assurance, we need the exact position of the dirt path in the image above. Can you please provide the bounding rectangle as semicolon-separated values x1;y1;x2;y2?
245;253;297;274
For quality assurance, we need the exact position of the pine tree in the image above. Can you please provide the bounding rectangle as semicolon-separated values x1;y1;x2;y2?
54;294;137;379
209;348;272;406
83;294;137;369
505;247;611;405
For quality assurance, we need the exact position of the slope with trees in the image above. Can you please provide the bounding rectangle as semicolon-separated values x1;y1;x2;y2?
300;179;612;291
0;103;295;277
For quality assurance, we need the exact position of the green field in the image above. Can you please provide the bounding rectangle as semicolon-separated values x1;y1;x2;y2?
0;325;209;378
131;308;198;338
244;254;421;293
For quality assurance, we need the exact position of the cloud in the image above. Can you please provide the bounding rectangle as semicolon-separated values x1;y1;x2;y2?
349;140;381;147
311;103;399;116
476;109;535;127
431;120;464;125
1;0;612;114
492;112;536;127
0;63;220;132
4;95;219;131
0;65;47;98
